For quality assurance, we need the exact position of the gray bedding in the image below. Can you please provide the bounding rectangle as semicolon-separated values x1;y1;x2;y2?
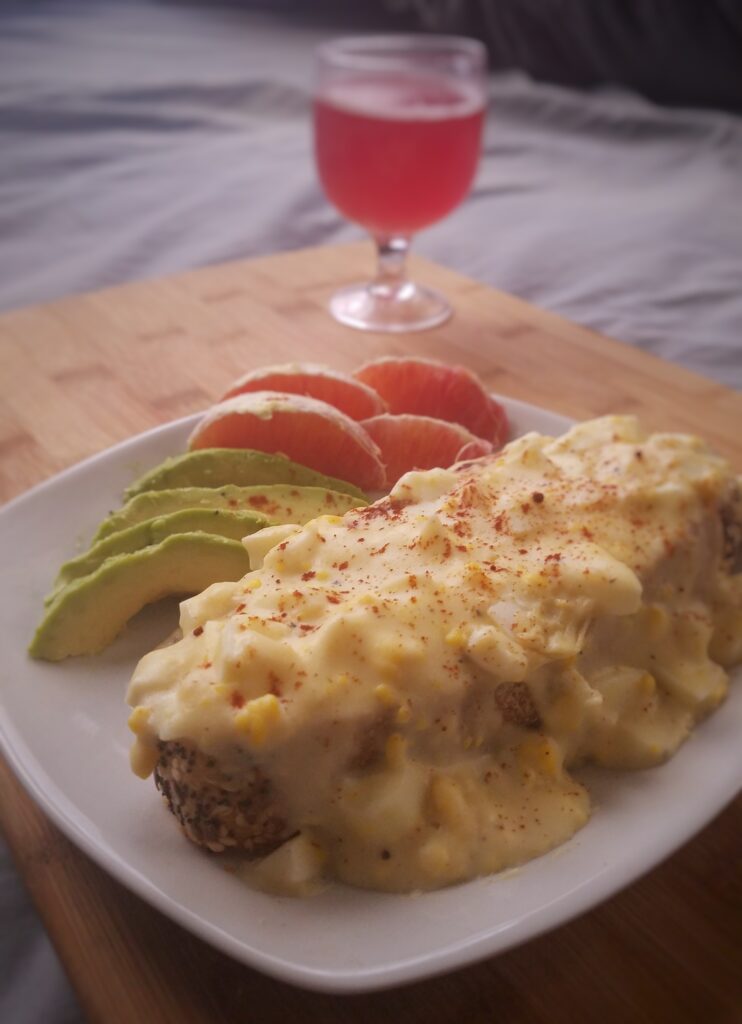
1;2;740;1022
2;0;741;385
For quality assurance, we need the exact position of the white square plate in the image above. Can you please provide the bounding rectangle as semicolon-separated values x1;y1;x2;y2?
1;397;740;993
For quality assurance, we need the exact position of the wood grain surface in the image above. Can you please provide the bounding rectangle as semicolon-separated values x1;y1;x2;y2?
0;242;740;1023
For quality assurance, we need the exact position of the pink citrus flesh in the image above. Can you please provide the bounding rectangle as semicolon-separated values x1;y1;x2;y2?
189;391;386;492
361;413;492;487
221;363;387;421
354;356;509;445
457;439;493;461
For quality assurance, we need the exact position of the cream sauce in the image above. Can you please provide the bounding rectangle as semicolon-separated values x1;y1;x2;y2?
127;416;741;892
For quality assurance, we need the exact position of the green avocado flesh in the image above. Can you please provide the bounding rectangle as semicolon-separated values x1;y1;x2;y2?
29;533;252;662
125;448;367;502
47;507;270;603
94;484;366;542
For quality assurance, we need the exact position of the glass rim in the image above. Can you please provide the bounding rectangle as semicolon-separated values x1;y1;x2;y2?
316;34;487;71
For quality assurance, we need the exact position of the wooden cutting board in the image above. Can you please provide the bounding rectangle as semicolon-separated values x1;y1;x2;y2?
1;243;740;1023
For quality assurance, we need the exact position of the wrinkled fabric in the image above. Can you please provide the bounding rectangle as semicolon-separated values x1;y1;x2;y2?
1;1;741;386
476;0;742;111
1;2;741;1023
398;1;742;111
0;842;83;1024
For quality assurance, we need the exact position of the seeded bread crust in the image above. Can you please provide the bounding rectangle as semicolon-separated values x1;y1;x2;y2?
153;740;291;855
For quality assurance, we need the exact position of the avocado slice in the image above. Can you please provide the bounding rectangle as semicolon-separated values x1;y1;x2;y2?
29;533;252;661
125;448;367;502
94;484;366;542
48;507;270;603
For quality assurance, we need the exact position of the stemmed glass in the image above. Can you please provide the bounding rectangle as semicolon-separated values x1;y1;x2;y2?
313;35;487;333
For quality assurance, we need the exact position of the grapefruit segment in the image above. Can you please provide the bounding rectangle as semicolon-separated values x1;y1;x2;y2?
221;363;387;421
457;439;493;461
487;396;509;449
189;392;385;492
361;414;492;487
354;356;509;445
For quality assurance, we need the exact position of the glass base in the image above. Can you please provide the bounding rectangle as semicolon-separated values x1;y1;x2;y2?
328;280;451;333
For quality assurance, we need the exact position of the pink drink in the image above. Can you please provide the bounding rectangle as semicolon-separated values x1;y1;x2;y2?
314;73;484;236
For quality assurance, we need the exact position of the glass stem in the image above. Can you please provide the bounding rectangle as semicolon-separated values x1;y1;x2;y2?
371;236;411;299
